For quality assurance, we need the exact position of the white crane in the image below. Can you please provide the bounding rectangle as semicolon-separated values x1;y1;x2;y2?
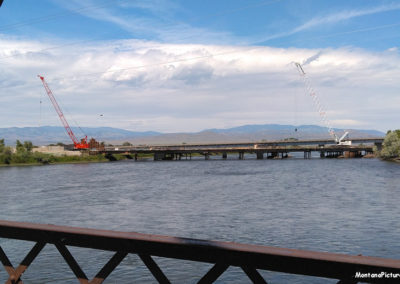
294;62;351;145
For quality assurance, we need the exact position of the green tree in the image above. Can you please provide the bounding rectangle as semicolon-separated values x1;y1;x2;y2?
122;142;132;146
0;147;12;164
11;140;36;163
15;140;25;153
0;139;4;153
380;130;400;159
23;141;33;152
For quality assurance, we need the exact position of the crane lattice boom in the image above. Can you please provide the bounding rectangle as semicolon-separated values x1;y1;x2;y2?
294;63;350;145
38;75;88;149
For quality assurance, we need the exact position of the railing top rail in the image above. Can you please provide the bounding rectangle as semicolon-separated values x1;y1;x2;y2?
1;219;399;281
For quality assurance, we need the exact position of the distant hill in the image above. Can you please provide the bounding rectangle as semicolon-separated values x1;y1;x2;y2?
0;124;384;146
0;126;159;145
115;124;384;145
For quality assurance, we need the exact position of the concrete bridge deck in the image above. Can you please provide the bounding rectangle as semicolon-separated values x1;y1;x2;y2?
96;138;383;160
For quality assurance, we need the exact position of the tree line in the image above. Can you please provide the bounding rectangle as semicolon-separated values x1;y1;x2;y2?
0;139;49;164
378;130;400;160
0;139;106;165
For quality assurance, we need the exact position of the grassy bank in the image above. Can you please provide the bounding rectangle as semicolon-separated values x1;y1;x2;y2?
0;152;157;167
0;139;157;167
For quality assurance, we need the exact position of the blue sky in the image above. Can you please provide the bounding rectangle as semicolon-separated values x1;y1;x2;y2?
0;0;399;132
2;0;399;49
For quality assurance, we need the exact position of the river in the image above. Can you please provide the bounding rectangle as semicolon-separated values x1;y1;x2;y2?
0;156;399;283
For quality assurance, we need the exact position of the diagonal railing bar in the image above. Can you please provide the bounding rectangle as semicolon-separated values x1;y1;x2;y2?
89;251;127;284
55;242;89;284
139;254;171;284
0;246;17;281
5;242;45;284
1;242;45;284
241;266;268;284
197;263;229;284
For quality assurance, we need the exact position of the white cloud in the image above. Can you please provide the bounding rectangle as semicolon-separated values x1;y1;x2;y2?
0;37;399;132
259;3;400;43
295;4;400;32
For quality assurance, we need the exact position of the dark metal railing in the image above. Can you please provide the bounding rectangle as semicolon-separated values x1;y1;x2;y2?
0;220;399;283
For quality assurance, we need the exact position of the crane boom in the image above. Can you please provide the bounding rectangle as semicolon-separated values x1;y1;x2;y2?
38;75;88;149
294;63;350;145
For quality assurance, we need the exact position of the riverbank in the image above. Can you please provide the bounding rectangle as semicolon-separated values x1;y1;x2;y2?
0;152;161;167
383;157;400;163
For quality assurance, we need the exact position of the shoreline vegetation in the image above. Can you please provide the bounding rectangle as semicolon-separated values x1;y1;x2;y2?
0;139;135;166
1;132;399;166
375;130;400;163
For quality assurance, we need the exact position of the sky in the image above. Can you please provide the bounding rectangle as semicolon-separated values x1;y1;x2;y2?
0;0;399;133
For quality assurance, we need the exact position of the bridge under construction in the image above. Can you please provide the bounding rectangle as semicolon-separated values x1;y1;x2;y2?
96;138;383;161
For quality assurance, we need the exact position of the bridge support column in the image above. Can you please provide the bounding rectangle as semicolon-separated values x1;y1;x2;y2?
304;151;311;159
320;151;325;158
154;152;165;161
222;152;227;159
205;153;210;160
256;151;263;160
238;152;244;160
134;153;138;161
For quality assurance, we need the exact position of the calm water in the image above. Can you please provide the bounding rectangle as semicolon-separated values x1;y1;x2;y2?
0;156;399;283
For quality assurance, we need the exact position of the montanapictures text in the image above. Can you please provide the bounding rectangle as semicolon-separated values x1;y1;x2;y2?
355;272;400;279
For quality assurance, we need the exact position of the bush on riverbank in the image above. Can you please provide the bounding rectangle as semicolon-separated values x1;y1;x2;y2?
378;130;400;160
0;139;107;165
0;139;12;164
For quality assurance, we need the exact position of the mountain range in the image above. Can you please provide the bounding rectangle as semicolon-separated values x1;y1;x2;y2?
0;124;385;146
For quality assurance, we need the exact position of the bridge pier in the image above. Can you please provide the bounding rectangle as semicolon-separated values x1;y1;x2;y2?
205;153;210;160
154;152;165;160
238;152;244;160
222;152;227;159
344;151;363;158
320;151;325;158
304;151;311;159
134;153;138;161
154;152;173;160
256;151;264;159
326;151;343;158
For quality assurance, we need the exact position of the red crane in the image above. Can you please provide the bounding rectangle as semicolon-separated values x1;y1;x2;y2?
38;75;89;149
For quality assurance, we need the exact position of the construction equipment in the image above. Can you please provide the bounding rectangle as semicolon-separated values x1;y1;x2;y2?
294;62;351;145
38;75;89;149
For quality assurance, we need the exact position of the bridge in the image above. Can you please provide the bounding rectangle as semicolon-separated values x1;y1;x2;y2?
97;138;384;161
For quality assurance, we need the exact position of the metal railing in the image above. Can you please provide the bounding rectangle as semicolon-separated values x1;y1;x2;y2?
0;220;399;283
